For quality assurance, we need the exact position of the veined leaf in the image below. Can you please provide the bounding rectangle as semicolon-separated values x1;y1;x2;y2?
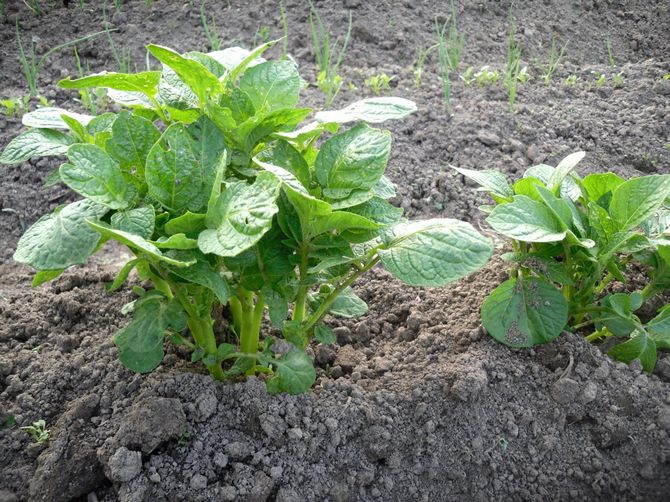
582;172;625;206
328;287;368;317
14;200;108;270
379;219;492;287
452;166;513;199
482;277;568;347
608;331;657;372
164;211;206;237
315;97;417;124
610;175;670;232
167;255;231;304
107;110;161;174
58;71;161;96
548;151;585;191
111;206;155;239
0;128;74;164
265;349;316;395
60;144;136;209
22;107;93;129
239;60;301;115
486;195;567;242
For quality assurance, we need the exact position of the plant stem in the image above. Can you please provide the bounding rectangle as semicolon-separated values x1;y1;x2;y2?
238;288;258;354
229;296;243;335
303;256;380;333
187;316;224;380
292;246;310;322
585;328;610;343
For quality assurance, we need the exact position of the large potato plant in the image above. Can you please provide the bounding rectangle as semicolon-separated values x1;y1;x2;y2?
1;42;492;393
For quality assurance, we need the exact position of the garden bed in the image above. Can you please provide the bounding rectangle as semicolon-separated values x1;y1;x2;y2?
1;1;669;501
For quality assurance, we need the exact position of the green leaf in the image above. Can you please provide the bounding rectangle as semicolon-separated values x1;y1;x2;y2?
167;256;231;304
111;207;155;239
328;287;368;317
58;71;161;97
548;151;585;190
238;60;300;115
481;277;568;347
373;175;397;199
198;172;280;257
60;114;91;142
524;163;580;201
316;123;391;197
114;294;186;373
314;97;417;124
60;144;136;209
594;294;641;337
151;234;199;249
608;331;657;372
342;196;404;242
512;177;544;201
255;140;311;189
646;308;670;336
148;44;221;105
32;269;64;287
378;218;493;287
164;211;206;237
265;349;316;395
107;111;161;174
14;200;108;270
582;172;625;206
0;128;73;164
87;220;195;267
145;123;217;212
535;186;573;227
314;323;336;344
311;211;380;237
486;195;567;242
264;289;289;327
22;107;93;129
452;166;513;199
609;175;670;231
504;253;574;286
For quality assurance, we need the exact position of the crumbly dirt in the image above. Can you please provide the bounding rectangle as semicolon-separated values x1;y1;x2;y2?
1;1;670;501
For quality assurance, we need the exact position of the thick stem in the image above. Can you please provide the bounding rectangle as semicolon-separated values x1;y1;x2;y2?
229;296;243;335
238;288;258;354
187;315;224;380
292;246;310;322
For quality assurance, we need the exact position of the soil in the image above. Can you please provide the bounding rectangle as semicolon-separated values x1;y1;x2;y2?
1;1;670;501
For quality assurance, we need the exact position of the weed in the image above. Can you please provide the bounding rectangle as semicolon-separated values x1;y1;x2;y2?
21;419;49;443
364;73;393;95
564;74;578;86
413;45;436;88
0;96;30;117
503;21;525;112
605;37;616;67
459;66;475;85
613;71;624;89
308;0;352;106
16;23;107;96
200;4;221;51
475;66;499;86
541;38;568;85
280;0;289;59
594;72;606;87
435;18;451;112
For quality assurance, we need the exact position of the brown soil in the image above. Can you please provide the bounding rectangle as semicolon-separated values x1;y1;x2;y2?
1;1;669;501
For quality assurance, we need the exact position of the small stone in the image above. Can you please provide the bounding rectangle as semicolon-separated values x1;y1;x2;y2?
270;466;284;479
221;486;238;501
149;472;161;483
196;391;217;421
581;381;598;404
287;427;303;440
190;474;207;490
551;378;581;405
325;417;338;431
657;406;670;430
225;441;253;460
213;452;229;468
476;130;501;146
333;326;353;345
107;447;142;483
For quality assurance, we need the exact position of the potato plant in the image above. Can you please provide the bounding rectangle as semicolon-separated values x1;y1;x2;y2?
1;42;493;394
455;153;670;371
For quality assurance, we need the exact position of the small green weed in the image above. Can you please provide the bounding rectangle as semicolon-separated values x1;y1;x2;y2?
541;37;568;85
364;73;393;95
21;419;49;444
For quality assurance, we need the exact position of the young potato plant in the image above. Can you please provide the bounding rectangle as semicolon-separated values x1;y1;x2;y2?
1;42;493;394
454;153;670;371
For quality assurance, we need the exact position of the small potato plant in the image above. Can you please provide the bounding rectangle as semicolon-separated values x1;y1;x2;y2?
455;153;670;371
1;42;493;394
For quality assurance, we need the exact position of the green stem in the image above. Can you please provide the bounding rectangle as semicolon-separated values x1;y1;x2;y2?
562;242;573;305
292;246;310;322
303;256;380;333
238;288;258;354
229;296;243;335
585;328;610;343
640;279;657;300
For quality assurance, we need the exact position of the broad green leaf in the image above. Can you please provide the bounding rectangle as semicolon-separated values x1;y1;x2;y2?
14;200;108;270
316;123;391;196
609;175;670;231
373;175;397;199
311;211;380;236
145;124;209;212
646;308;670;337
22;107;93;129
60;144;136;209
329;287;368;317
148;44;221;105
452;166;513;199
486;195;567;242
582;172;625;205
588;202;615;240
238;60;300;115
0;129;73;164
342;197;404;242
164;211;206;237
60;114;91;142
167;256;231;304
152;234;198;249
594;294;640;337
226;39;279;84
314;323;336;344
208;46;266;71
378;219;492;287
481;277;568;347
106;89;155;108
106;258;140;292
253;158;309;195
608;331;657;372
240;108;311;153
86;113;116;134
107;111;161;174
111;207;155;239
198;172;280;257
32;269;64;287
272;120;339;150
548;151;585;190
87;220;195;267
314;97;417;124
114;294;186;373
158;65;198;109
265;349;316;395
58;71;161;97
184;51;227;77
513;177;545;201
328;189;375;209
504;253;574;285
